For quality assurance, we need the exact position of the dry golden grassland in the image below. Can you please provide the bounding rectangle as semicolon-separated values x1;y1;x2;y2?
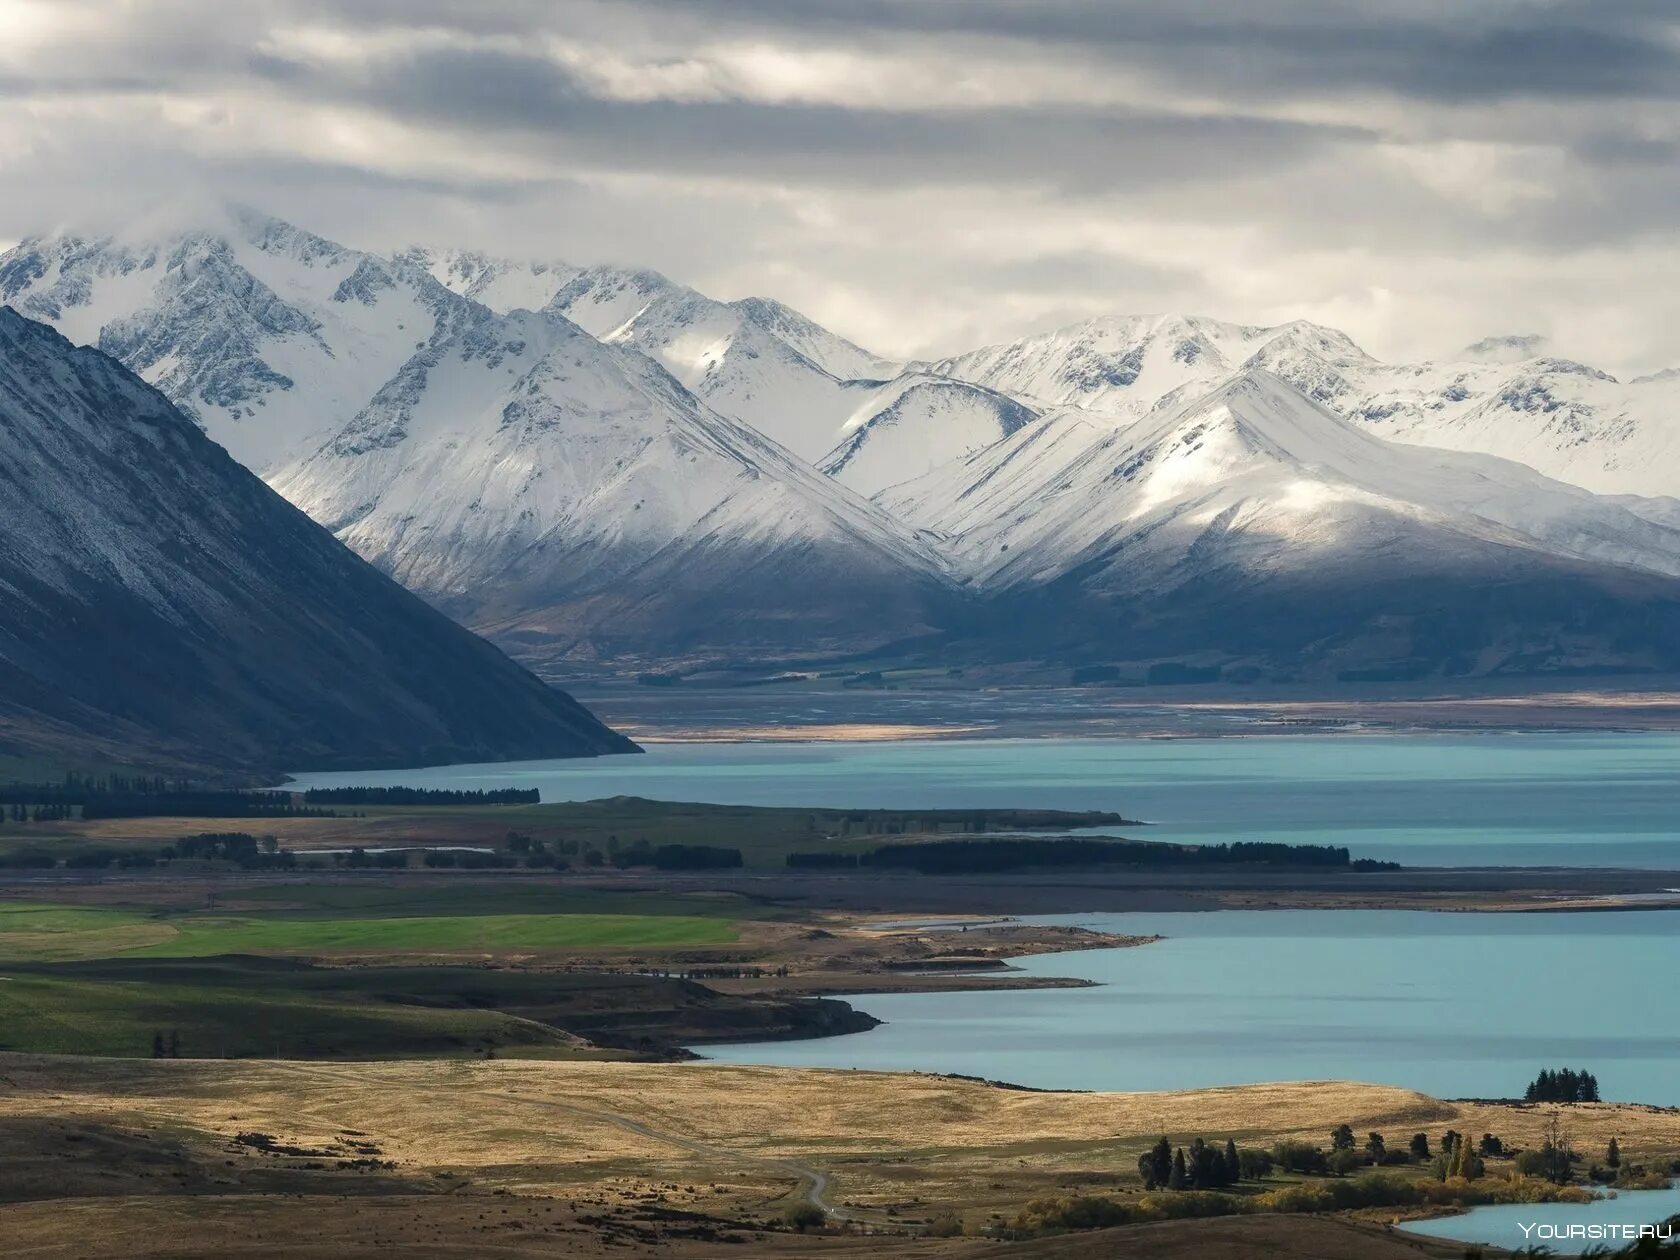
2;1055;1675;1257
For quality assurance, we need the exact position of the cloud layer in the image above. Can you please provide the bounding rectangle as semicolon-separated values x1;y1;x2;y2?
3;0;1678;370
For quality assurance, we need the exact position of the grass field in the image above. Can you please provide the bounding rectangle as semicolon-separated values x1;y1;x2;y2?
0;955;860;1060
0;971;584;1059
0;888;742;963
129;911;735;958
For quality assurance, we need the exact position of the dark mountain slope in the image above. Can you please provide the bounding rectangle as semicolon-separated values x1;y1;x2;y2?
0;308;635;772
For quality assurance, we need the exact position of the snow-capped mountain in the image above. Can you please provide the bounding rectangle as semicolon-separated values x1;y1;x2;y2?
924;314;1371;418
397;246;581;314
930;314;1680;498
0;307;633;771
882;370;1680;674
545;264;899;460
819;373;1039;495
270;307;951;667
0;207;481;471
8;203;1680;681
728;296;899;380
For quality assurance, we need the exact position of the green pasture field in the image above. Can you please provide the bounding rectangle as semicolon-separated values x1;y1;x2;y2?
0;969;581;1059
0;891;740;964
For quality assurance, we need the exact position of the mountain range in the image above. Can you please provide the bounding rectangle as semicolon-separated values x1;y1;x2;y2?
5;208;1680;683
0;306;635;772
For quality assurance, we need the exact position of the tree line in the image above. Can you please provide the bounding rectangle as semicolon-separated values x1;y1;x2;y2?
1526;1067;1601;1103
787;837;1400;875
298;786;541;805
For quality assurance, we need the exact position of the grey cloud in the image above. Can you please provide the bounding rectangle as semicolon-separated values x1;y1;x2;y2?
592;0;1680;104
3;0;1680;370
295;45;1368;193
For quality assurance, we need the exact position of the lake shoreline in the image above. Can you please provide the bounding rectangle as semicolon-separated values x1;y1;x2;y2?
692;906;1680;1106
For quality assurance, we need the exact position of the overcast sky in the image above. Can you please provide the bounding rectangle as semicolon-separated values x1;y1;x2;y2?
4;0;1679;370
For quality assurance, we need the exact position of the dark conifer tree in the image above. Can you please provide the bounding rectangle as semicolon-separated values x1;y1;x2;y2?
1168;1148;1188;1190
1149;1136;1172;1188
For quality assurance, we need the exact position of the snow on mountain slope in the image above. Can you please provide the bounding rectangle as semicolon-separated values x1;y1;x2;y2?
728;296;899;380
925;314;1371;417
270;307;950;666
881;369;1680;674
0;208;480;471
546;265;882;460
888;368;1680;590
1347;358;1680;498
1609;495;1680;531
0;306;633;771
818;373;1040;496
398;246;580;313
928;311;1680;497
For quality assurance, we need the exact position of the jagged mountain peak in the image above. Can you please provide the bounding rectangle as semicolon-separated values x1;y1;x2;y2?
925;312;1376;417
0;209;481;471
395;245;580;313
729;295;899;380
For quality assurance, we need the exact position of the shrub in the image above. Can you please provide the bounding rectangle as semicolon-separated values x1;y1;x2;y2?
1327;1148;1364;1177
1135;1191;1245;1221
1015;1196;1135;1232
783;1204;825;1232
924;1212;964;1237
1272;1140;1328;1174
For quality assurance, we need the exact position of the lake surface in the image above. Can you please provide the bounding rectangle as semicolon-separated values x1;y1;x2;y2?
694;910;1680;1106
283;732;1680;867
1399;1185;1680;1254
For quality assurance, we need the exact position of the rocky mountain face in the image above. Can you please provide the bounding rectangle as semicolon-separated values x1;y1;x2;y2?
0;208;482;471
8;208;1680;682
0;307;635;772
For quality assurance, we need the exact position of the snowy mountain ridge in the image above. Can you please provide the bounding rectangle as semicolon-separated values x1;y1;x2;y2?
6;206;1680;678
929;312;1680;498
269;305;952;666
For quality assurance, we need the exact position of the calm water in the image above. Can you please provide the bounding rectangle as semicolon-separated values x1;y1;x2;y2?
283;732;1680;867
695;910;1680;1106
1399;1185;1680;1254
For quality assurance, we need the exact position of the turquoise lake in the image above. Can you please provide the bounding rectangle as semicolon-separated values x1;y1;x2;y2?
283;731;1680;868
694;909;1680;1105
1399;1186;1680;1254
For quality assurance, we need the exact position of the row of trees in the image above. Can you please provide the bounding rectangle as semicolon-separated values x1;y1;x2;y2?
82;793;338;820
1526;1067;1601;1103
0;773;194;805
298;786;540;805
3;803;73;822
788;837;1398;875
1138;1136;1252;1190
